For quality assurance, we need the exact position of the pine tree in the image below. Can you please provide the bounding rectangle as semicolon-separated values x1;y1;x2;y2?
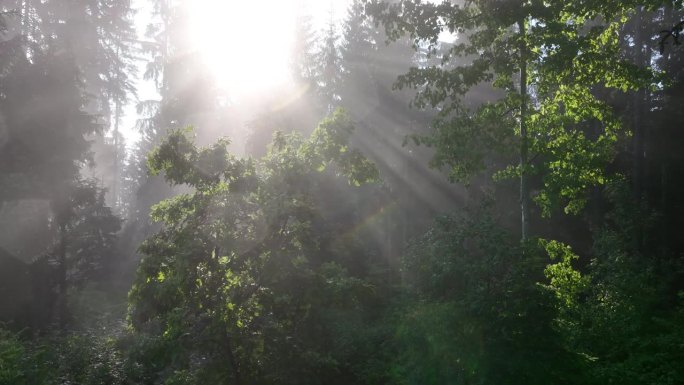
123;0;228;259
0;0;131;328
315;10;343;111
291;1;318;84
337;0;462;263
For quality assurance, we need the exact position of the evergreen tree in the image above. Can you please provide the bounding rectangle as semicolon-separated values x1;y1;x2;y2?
133;1;225;186
337;0;463;261
315;10;343;111
124;0;224;253
51;178;122;328
0;0;129;329
291;1;318;85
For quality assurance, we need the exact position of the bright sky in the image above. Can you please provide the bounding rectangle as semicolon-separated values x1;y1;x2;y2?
187;0;296;97
187;0;351;98
120;0;351;147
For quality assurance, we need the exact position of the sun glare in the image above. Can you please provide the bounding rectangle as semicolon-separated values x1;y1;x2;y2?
188;0;297;98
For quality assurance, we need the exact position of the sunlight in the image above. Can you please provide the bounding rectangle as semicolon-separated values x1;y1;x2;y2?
187;0;297;98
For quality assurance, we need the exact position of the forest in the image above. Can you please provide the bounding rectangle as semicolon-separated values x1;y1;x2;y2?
0;0;683;384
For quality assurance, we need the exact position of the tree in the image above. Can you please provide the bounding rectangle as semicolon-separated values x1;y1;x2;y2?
0;0;135;213
396;203;585;384
364;0;656;240
316;11;343;111
0;0;128;330
335;0;471;263
291;2;318;84
12;0;137;183
51;179;122;328
544;181;684;384
127;0;226;232
0;49;96;203
625;6;684;254
127;110;390;384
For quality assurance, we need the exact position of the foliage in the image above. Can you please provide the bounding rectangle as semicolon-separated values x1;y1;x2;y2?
57;179;123;286
0;2;125;327
291;5;319;83
363;0;657;217
395;204;585;385
315;17;344;110
0;50;97;203
544;181;684;385
2;1;684;384
0;328;25;384
127;109;387;384
0;328;126;385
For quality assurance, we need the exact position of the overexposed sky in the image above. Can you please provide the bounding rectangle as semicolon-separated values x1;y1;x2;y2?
119;0;352;148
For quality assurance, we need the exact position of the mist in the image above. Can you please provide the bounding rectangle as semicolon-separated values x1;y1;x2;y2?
1;0;683;383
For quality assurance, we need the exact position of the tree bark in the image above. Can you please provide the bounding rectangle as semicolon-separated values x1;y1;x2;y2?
222;331;242;385
57;220;68;330
631;7;646;253
519;18;530;242
632;6;645;202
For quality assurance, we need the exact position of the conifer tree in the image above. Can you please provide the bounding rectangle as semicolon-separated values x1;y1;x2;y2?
291;1;318;84
0;0;131;328
316;10;343;111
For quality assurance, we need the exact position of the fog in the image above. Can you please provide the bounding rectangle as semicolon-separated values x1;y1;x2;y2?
1;1;683;383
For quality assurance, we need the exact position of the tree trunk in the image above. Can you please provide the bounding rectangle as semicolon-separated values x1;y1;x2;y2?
113;43;122;210
519;18;530;242
57;221;68;330
632;6;645;202
632;7;646;253
222;331;242;385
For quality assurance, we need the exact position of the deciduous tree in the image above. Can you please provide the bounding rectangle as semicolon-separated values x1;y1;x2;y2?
364;0;656;240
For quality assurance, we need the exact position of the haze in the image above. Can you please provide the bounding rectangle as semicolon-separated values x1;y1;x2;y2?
0;1;683;383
